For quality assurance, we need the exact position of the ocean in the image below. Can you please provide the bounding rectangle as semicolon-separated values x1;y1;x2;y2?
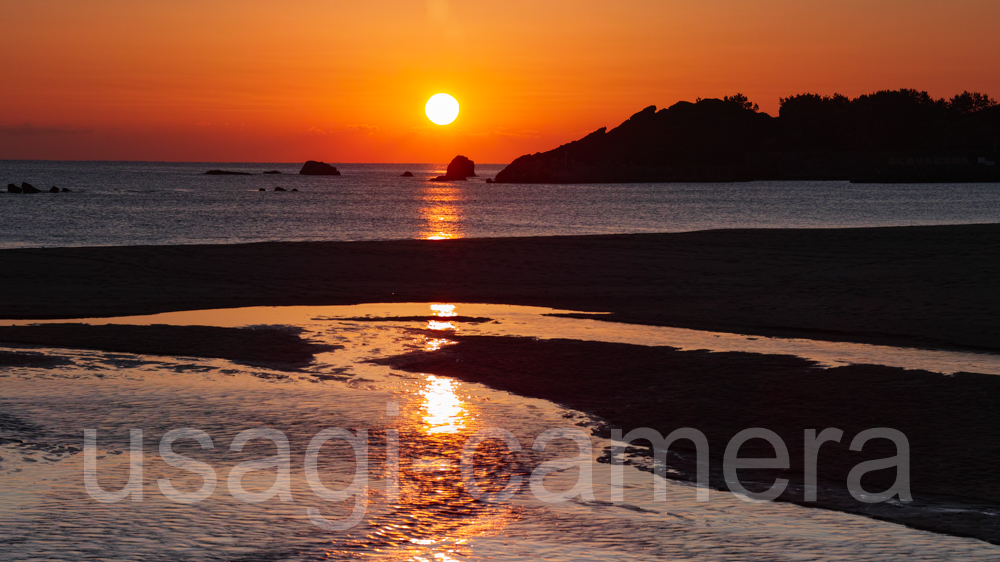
3;161;1000;560
1;160;998;249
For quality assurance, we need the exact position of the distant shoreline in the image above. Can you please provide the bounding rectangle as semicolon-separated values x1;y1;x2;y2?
0;159;512;165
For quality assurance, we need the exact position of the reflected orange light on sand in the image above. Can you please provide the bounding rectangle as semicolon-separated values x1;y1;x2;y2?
420;375;466;435
419;185;464;240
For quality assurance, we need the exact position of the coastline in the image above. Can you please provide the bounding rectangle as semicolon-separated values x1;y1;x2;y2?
2;224;1000;544
2;223;999;351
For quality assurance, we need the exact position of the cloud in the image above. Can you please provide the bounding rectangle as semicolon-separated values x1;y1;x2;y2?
0;123;93;137
344;124;380;134
491;129;540;139
302;125;378;136
458;129;541;139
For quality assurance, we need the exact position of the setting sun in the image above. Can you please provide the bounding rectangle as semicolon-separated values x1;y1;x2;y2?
425;93;460;125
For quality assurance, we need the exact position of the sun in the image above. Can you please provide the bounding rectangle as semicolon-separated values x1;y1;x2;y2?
425;93;459;125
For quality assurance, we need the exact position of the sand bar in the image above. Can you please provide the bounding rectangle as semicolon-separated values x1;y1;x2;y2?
1;224;998;351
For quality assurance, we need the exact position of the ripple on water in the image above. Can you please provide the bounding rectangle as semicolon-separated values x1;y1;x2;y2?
1;304;999;560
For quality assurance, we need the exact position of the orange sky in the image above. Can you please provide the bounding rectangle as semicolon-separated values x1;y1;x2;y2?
1;0;998;163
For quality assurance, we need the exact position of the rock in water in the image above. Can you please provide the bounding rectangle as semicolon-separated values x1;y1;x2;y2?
49;186;59;193
291;188;299;192
258;188;266;192
7;183;22;193
61;188;71;192
448;155;476;177
401;171;414;177
431;155;476;181
274;186;287;191
21;182;40;194
205;170;252;175
263;170;282;174
299;161;340;175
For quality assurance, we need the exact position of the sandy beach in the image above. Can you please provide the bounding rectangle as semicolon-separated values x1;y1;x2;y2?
2;223;1000;544
2;223;999;351
379;334;1000;543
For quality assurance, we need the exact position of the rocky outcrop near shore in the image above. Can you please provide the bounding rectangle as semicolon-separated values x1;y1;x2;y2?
494;90;1000;183
6;182;71;193
431;155;476;181
299;161;340;175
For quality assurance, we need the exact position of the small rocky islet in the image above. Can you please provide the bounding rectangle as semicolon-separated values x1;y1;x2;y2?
430;155;477;181
6;182;70;194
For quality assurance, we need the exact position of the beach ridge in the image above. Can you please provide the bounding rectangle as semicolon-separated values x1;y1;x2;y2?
1;224;998;352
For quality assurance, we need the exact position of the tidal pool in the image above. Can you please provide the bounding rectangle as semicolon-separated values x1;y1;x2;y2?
1;303;999;560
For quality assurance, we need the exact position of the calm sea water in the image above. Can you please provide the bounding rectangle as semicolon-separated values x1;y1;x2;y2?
1;161;998;248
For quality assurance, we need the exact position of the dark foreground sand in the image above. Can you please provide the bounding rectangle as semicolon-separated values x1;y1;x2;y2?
2;224;999;542
2;224;999;351
0;324;337;369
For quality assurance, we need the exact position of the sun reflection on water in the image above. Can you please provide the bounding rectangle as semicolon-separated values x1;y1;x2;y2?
430;304;457;317
359;366;520;560
419;186;464;240
427;304;458;331
423;338;453;352
419;375;466;435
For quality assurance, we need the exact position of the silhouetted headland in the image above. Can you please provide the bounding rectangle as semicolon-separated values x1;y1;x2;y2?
431;155;476;181
495;90;1000;183
299;160;340;175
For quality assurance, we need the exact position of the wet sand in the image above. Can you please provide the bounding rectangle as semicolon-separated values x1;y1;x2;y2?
379;335;1000;544
2;224;1000;545
0;324;337;369
1;223;999;351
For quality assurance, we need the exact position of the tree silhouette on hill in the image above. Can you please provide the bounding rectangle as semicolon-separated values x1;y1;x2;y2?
950;91;998;115
495;88;1000;183
696;93;760;112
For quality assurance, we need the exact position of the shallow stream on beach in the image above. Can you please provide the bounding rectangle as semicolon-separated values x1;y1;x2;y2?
2;303;1000;560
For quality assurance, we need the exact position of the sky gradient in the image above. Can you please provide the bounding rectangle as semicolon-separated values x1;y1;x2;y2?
2;0;998;162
